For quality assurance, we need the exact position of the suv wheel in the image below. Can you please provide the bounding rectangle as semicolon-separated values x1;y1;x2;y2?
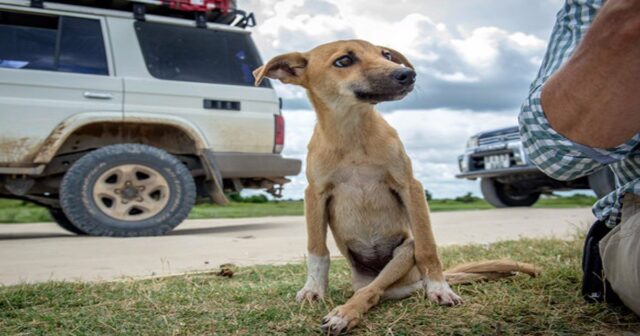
48;208;86;235
60;144;196;237
481;178;540;208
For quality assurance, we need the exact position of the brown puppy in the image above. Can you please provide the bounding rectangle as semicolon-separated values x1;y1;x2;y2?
254;40;538;335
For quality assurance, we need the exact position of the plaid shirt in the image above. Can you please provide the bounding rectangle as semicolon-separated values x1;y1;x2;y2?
519;0;640;228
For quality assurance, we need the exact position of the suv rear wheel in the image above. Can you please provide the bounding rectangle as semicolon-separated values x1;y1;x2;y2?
481;178;541;208
60;144;196;237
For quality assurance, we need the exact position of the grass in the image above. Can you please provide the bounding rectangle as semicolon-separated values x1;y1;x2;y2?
0;194;597;224
0;199;306;223
189;201;304;219
0;237;638;335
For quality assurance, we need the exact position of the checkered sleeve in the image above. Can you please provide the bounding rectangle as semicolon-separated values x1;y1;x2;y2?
519;90;607;181
520;0;640;227
519;0;607;181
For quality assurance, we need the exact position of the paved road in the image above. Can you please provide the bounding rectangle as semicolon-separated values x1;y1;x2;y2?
0;208;595;285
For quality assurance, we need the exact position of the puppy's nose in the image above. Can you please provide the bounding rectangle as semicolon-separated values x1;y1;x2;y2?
391;68;416;85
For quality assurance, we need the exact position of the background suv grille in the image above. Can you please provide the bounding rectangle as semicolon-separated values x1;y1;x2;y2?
478;128;521;146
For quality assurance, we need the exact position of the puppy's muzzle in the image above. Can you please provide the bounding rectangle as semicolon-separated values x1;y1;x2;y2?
353;68;416;104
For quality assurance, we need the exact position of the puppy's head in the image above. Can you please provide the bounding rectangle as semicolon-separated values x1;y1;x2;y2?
253;40;415;105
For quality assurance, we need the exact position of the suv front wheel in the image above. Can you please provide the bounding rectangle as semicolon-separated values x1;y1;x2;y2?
60;144;196;237
481;178;541;208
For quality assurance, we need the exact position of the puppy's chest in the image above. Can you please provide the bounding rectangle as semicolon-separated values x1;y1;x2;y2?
331;164;389;196
328;164;404;223
328;165;409;269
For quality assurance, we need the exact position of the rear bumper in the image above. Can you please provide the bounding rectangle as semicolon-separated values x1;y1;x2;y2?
208;151;302;178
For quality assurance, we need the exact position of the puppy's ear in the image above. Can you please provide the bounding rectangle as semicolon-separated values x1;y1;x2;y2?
379;46;414;70
253;52;308;86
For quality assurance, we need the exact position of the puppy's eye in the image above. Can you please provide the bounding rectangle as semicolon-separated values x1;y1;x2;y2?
382;50;393;61
333;55;354;68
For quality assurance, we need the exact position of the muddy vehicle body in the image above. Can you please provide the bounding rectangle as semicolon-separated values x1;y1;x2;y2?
0;0;301;236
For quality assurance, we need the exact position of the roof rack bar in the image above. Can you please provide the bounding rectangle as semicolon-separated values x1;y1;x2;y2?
133;3;146;21
27;1;256;29
194;11;207;28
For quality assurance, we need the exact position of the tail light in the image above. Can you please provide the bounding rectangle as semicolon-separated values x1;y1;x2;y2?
274;114;285;153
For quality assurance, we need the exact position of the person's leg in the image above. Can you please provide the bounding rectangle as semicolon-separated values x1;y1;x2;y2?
599;193;640;315
582;220;622;304
541;0;640;148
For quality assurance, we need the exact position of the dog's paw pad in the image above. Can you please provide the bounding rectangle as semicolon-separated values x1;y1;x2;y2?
426;281;463;306
320;306;359;335
320;316;349;335
296;287;323;303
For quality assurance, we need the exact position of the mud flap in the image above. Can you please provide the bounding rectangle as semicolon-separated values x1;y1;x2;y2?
201;150;228;205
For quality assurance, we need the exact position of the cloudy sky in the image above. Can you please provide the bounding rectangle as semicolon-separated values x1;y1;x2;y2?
241;0;565;199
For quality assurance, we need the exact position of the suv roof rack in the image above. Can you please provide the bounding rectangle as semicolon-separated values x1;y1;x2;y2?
30;0;256;29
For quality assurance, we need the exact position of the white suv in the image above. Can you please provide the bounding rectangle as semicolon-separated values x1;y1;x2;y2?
0;0;301;236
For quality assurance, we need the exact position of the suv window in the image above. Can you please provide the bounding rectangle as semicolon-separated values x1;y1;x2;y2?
0;11;108;75
135;21;270;87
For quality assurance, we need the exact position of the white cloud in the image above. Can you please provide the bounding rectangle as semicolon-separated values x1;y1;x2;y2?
451;27;546;70
431;71;479;83
451;27;503;68
509;32;548;50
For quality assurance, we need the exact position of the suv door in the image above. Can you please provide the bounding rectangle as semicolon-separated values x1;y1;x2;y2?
123;20;279;154
0;8;123;165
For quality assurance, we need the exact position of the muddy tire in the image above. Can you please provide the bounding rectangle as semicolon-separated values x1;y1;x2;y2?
481;178;540;208
60;144;195;237
48;208;86;235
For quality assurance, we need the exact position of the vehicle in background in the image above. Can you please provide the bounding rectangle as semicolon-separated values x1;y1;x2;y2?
456;126;615;208
0;0;301;236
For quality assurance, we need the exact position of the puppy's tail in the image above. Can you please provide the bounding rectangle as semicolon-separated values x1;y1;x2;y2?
444;259;540;285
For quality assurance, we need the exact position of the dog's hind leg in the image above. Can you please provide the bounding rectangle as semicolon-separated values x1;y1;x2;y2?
399;179;462;306
351;271;375;292
321;239;415;335
381;267;423;300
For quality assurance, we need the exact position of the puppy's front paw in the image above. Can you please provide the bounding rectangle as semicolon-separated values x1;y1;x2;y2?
425;280;462;306
296;286;324;303
297;254;329;303
320;305;359;335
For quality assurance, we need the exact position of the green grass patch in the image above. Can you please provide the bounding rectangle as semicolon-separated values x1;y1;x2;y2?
189;201;304;219
535;194;600;208
0;194;597;224
0;199;51;224
1;237;637;335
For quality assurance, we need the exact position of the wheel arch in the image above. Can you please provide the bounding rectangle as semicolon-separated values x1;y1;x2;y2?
34;113;210;163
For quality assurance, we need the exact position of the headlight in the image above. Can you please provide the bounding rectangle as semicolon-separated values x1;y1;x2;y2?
459;156;469;172
466;136;479;148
